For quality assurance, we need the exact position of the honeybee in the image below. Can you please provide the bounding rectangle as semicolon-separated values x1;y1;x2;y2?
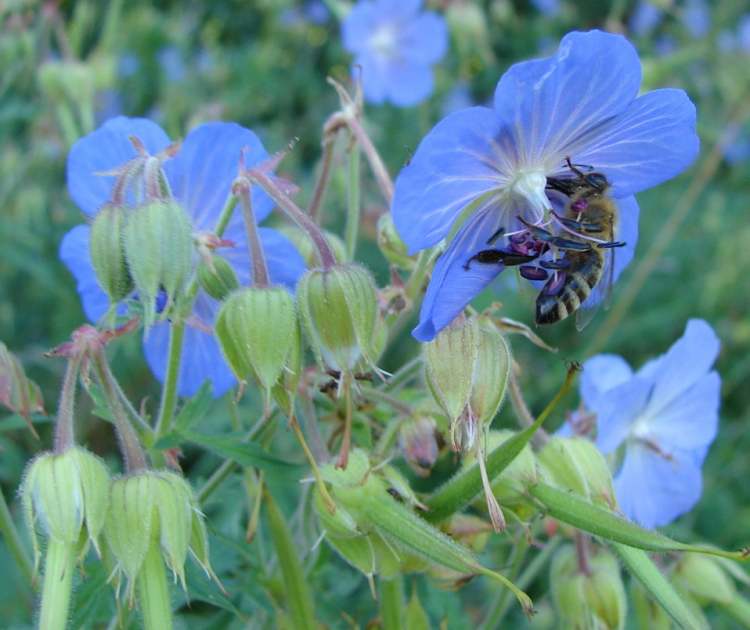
532;159;624;329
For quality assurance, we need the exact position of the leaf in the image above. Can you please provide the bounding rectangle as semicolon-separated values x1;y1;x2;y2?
0;341;45;436
612;543;708;630
174;382;214;433
179;430;305;481
492;315;558;353
0;413;51;433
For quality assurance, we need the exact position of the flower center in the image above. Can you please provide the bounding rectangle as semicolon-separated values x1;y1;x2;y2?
369;24;399;60
503;170;550;224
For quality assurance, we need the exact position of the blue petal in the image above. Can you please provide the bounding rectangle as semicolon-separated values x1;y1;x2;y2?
580;354;633;409
67;117;171;216
220;226;306;290
682;0;710;38
493;31;641;165
59;225;111;322
392;107;505;253
413;205;505;341
342;2;379;55
355;54;389;105
640;319;720;420
385;62;434;107
377;0;422;18
566;89;699;197
614;442;704;528
641;371;720;453
629;2;663;35
143;293;235;398
164;121;274;229
402;12;448;64
581;195;640;309
593;376;652;454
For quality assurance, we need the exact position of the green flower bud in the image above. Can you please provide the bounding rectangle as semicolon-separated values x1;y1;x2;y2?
483;430;538;507
105;470;212;599
673;554;736;605
21;447;110;567
197;255;239;300
376;214;413;269
423;317;479;425
90;205;133;303
297;264;378;372
38;60;95;106
469;317;511;426
0;341;45;425
551;545;627;630
216;286;298;407
538;436;616;508
123;201;193;327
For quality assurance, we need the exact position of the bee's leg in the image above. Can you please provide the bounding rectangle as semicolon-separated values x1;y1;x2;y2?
542;271;567;296
547;236;592;252
540;258;571;270
551;210;600;233
597;241;626;249
485;226;505;245
463;249;537;271
519;266;548;281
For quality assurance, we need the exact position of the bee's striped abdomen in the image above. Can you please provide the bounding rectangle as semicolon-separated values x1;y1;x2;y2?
535;251;604;325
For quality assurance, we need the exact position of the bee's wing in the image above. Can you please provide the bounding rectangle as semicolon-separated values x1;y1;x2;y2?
575;218;616;331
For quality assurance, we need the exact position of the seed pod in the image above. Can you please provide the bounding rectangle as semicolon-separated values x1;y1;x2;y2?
215;286;298;408
296;264;378;372
399;416;439;477
197;255;239;300
21;448;110;567
673;554;736;606
123;201;193;327
469;317;512;425
90;205;133;303
538;436;616;508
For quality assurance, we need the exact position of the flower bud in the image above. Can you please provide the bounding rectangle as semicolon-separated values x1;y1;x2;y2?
483;430;538;507
672;554;736;605
123;201;193;327
297;264;378;372
279;226;346;267
38;60;95;107
197;255;239;301
376;214;413;269
538;436;616;508
550;545;627;630
216;286;298;406
399;415;439;477
90;205;133;303
423;317;479;425
0;341;45;425
21;447;110;567
469;317;511;425
105;470;212;597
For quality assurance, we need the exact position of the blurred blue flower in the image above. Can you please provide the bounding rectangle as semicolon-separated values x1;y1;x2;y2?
441;81;473;117
722;122;750;164
60;117;305;397
578;319;721;528
157;46;186;83
342;0;448;106
391;30;699;341
681;0;710;38
628;2;663;37
531;0;561;17
740;14;750;51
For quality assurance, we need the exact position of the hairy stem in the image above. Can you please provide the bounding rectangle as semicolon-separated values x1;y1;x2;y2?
38;538;75;630
309;134;336;224
238;183;270;287
53;354;83;454
0;490;34;585
137;542;174;630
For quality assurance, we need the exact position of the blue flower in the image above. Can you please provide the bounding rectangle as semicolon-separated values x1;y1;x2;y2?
681;0;710;39
391;31;699;341
342;0;448;107
628;2;663;37
578;320;721;528
60;117;305;398
531;0;561;17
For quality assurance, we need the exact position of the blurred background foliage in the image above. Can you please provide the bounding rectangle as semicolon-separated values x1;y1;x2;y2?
0;0;749;627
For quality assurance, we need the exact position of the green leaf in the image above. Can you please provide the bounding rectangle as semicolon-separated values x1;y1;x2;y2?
179;430;305;481
174;382;214;433
0;413;51;433
612;543;708;630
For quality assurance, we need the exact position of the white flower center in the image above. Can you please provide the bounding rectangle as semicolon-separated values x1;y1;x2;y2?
502;170;550;224
369;24;399;60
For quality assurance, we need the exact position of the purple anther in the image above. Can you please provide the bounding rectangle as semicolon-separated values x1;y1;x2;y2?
572;198;588;212
543;271;567;296
520;265;548;281
509;233;527;244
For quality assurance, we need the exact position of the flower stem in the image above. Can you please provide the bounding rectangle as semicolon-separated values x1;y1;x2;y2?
0;490;34;585
92;352;148;472
137;542;174;630
245;168;337;269
38;538;75;630
345;140;361;261
336;372;354;469
344;115;393;204
379;576;405;630
309;134;336;224
53;354;83;455
153;319;185;441
288;413;336;513
238;184;270;287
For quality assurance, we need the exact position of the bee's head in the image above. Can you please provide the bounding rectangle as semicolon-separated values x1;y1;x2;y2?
584;172;609;191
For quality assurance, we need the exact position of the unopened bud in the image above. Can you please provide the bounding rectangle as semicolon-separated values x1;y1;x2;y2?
673;554;736;605
469;317;511;425
399;416;439;477
551;545;627;630
279;227;346;267
105;470;212;598
377;214;413;269
539;436;616;508
216;286;298;406
21;448;110;567
197;255;239;300
297;264;378;372
0;341;45;428
90;205;133;303
124;201;193;327
38;60;95;107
